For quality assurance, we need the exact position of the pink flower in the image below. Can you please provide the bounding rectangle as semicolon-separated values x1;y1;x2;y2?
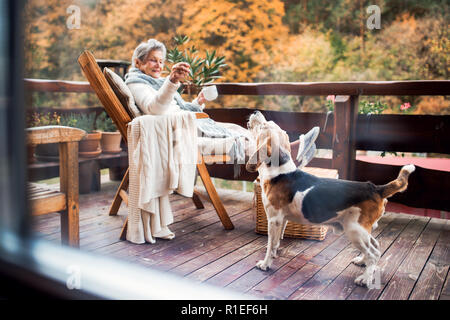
400;102;411;111
326;95;335;103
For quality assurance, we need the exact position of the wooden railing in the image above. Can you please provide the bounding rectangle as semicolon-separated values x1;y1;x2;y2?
24;78;450;211
208;80;450;212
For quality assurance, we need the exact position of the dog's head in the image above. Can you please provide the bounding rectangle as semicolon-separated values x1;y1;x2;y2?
246;111;291;172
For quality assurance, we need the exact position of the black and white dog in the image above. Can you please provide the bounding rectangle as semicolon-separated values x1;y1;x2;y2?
246;111;415;287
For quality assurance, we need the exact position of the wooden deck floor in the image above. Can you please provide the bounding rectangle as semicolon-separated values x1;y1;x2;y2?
32;180;450;300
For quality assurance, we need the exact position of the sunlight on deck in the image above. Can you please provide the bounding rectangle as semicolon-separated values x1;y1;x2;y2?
31;179;450;300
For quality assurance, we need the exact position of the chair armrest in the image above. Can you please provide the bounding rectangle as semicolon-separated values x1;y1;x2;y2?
26;126;86;146
195;112;209;119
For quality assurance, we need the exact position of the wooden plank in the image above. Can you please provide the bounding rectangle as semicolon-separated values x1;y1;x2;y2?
59;141;80;247
109;168;129;215
289;213;405;300
109;208;253;266
26;126;86;146
409;220;450;300
248;234;342;299
215;81;450;96
170;230;262;277
197;154;234;230
379;218;446;300
260;214;400;300
202;154;231;164
25;78;450;96
33;182;162;241
185;237;268;283
332;95;358;180
30;189;59;198
78;51;131;140
191;191;204;209
355;114;450;154
24;78;93;93
440;271;450;300
255;233;353;300
355;161;450;212
31;180;449;300
313;213;409;300
97;191;251;258
213;238;309;291
204;109;333;149
118;189;128;206
30;192;66;216
32;183;128;232
347;216;430;300
153;216;258;272
128;194;249;255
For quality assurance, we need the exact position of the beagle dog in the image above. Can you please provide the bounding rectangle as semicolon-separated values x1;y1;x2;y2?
246;111;415;287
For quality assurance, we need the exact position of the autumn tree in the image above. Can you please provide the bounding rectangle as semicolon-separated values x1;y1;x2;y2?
79;0;187;64
23;0;83;79
23;0;449;114
178;0;288;82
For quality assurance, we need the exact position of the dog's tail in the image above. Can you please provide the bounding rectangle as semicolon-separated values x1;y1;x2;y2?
376;164;415;199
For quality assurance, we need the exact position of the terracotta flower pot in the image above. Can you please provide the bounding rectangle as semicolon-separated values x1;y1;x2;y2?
79;131;102;158
100;131;122;154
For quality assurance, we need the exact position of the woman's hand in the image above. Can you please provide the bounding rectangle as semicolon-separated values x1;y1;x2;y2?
169;62;190;84
196;91;207;105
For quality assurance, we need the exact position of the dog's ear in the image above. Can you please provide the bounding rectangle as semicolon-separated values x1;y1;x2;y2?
246;136;271;172
273;145;291;167
265;134;292;167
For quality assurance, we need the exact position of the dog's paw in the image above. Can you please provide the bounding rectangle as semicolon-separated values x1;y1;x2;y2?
354;271;376;287
354;274;369;287
351;255;366;267
256;260;270;271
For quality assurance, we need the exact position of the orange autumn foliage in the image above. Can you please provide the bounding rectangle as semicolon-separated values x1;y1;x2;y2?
178;0;288;82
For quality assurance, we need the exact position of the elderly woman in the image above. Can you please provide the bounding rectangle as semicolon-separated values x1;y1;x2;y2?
125;39;318;168
125;39;257;165
126;39;207;115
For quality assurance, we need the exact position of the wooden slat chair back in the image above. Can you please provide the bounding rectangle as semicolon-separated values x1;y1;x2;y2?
78;51;233;240
27;126;86;247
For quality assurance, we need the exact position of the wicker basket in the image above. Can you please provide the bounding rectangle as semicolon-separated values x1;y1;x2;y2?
254;167;339;241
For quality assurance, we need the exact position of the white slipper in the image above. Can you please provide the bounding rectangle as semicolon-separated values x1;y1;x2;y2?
296;126;319;166
154;226;175;240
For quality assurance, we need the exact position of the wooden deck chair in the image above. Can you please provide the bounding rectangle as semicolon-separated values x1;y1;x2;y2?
78;51;234;240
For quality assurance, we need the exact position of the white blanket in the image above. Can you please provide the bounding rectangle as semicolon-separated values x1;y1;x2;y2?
127;112;198;244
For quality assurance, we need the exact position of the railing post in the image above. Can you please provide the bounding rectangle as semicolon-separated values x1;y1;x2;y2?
332;95;359;180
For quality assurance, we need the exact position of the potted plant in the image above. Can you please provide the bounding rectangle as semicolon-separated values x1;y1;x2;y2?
98;111;122;154
165;35;227;96
28;111;62;161
60;112;102;158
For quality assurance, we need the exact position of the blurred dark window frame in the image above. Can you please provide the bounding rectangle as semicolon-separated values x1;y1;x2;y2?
0;0;243;300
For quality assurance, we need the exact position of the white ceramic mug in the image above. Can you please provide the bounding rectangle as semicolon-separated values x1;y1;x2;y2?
201;85;218;101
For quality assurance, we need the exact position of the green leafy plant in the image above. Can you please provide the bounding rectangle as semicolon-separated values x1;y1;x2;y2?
165;35;227;90
358;100;387;114
325;96;388;115
97;112;117;132
59;113;97;133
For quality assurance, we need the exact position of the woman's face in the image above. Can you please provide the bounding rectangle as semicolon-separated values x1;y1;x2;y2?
136;49;164;78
